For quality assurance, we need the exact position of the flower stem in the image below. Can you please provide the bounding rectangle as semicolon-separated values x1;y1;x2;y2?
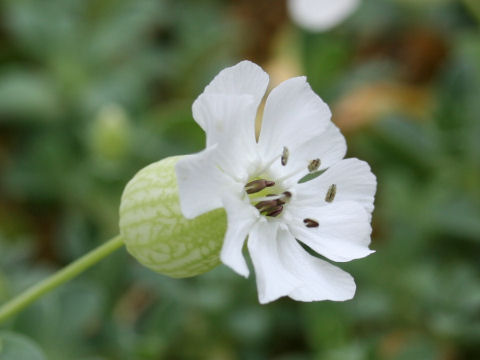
0;235;124;324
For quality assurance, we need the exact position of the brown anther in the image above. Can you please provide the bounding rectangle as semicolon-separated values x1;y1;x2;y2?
303;218;319;228
245;179;275;194
255;200;278;212
266;206;283;217
308;159;321;172
281;146;289;166
282;191;292;199
266;194;286;205
325;184;337;203
255;198;286;212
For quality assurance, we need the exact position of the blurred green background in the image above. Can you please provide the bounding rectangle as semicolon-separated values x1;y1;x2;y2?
0;0;479;359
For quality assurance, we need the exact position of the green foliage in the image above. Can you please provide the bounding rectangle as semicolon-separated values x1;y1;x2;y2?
0;332;46;360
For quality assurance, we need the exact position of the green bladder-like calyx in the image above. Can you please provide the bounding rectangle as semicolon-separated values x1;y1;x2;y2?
119;156;227;278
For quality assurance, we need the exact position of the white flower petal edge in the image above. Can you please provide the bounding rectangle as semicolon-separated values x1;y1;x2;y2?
294;158;377;214
175;60;376;304
175;145;225;219
287;0;360;32
267;122;347;188
192;93;259;177
203;60;269;105
258;76;331;162
248;221;299;303
220;192;259;278
249;222;356;303
194;60;268;147
285;201;374;262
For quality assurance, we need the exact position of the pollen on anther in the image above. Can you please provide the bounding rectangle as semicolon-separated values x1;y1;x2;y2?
266;206;283;217
308;159;321;172
281;146;289;166
282;191;292;199
303;218;319;228
245;179;275;194
325;184;337;203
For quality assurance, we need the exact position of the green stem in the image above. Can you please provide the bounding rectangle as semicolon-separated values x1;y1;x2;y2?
0;235;124;324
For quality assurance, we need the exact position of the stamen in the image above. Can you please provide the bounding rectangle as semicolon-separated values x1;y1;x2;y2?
266;194;286;205
253;194;282;202
253;191;291;204
247;179;292;219
255;199;279;212
282;191;292;199
281;146;289;166
266;206;283;217
325;184;337;203
303;218;319;228
308;159;321;172
245;179;275;194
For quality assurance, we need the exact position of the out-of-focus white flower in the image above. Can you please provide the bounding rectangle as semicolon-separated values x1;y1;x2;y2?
176;61;376;304
287;0;360;32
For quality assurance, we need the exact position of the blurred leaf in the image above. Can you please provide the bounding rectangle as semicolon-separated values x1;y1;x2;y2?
0;71;60;121
0;332;46;360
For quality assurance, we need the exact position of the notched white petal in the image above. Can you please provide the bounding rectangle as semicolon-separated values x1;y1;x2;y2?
258;76;331;162
295;158;377;214
203;60;269;107
220;192;259;278
267;123;347;187
192;93;257;147
175;145;226;219
192;93;260;179
274;229;355;302
299;123;347;171
248;221;298;304
287;201;374;263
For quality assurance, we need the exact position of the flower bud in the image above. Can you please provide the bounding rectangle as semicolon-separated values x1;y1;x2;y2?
119;156;227;278
89;104;131;162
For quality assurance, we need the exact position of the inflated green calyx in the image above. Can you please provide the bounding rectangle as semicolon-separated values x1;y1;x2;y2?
119;156;227;278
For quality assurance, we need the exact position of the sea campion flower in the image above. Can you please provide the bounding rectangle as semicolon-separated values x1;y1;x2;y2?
0;61;376;325
176;61;376;303
287;0;360;32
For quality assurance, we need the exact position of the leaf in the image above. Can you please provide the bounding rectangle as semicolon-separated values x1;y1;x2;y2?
0;332;46;360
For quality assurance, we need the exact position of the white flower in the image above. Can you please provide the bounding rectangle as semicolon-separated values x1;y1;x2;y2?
287;0;360;32
176;61;376;304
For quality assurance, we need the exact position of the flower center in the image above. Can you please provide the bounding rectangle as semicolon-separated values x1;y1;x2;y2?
243;146;330;226
244;178;291;218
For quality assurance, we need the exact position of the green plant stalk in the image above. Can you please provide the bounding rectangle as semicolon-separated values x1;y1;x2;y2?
0;235;124;324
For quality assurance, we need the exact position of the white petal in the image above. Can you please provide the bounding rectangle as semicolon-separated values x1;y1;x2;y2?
248;221;298;304
286;201;374;262
249;223;356;303
192;93;259;179
292;123;347;170
258;77;331;163
175;145;229;219
220;192;259;278
295;158;376;214
277;229;356;302
203;60;269;105
192;61;268;146
268;123;347;187
287;0;360;32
